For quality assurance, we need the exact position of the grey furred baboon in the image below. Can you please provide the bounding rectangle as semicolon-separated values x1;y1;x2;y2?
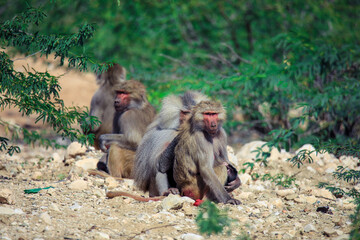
87;63;127;150
134;91;209;196
99;80;156;178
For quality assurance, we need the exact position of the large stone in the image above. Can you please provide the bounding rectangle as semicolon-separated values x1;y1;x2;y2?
0;189;15;205
68;179;88;190
236;141;267;161
75;158;98;171
65;142;87;159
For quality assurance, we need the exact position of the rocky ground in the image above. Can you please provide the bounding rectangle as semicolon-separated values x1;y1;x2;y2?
0;141;358;240
0;52;359;239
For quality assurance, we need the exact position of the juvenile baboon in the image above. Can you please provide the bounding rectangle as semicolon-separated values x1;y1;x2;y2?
134;91;209;196
87;63;127;150
170;101;241;204
99;80;156;178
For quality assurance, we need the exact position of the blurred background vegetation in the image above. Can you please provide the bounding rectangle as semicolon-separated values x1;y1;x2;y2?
1;0;359;151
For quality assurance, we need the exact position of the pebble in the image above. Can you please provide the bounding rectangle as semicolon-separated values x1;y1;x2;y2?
75;158;98;171
304;223;317;232
39;212;52;224
313;189;335;200
65;142;87;159
239;173;252;185
161;194;193;211
0;188;15;204
0;207;24;215
93;231;110;240
238;191;253;199
105;177;118;189
68;179;88;190
49;203;60;212
31;171;43;180
180;233;204;240
275;189;295;197
51;152;63;162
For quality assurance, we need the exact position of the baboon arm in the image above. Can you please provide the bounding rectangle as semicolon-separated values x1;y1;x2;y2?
120;110;147;145
157;136;179;173
99;134;137;152
199;154;232;203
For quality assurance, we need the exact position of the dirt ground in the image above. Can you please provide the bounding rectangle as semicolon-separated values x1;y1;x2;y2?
0;53;358;240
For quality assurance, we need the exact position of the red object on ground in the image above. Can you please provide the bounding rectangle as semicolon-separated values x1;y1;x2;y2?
193;199;204;206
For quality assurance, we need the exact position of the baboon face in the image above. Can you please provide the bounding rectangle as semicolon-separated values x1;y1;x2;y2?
114;90;130;112
179;110;191;124
203;111;220;136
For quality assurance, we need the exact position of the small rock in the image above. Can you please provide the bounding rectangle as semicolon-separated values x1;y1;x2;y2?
285;194;296;200
0;188;15;204
51;152;63;162
333;217;344;227
182;204;197;216
65;142;87;159
323;227;337;237
105;177;118;189
270;198;283;208
69;202;82;211
39;212;52;224
93;232;110;240
333;234;350;240
75;158;98;171
306;166;317;174
161;194;194;211
305;195;317;204
239;173;252;185
0;207;24;215
238;191;253;199
180;233;204;240
31;171;43;180
275;189;295;197
304;223;317;232
49;203;60;212
68;180;88;190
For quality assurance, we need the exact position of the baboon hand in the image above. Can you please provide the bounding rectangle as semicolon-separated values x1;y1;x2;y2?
225;177;241;192
226;198;241;205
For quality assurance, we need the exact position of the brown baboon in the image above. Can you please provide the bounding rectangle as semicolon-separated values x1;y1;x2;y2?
87;63;127;150
99;80;156;178
169;101;241;204
134;91;209;197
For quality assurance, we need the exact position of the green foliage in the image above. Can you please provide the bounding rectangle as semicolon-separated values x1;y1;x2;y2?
261;173;297;188
196;200;234;236
0;7;103;153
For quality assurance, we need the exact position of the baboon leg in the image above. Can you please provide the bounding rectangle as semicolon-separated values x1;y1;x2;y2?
108;144;135;178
